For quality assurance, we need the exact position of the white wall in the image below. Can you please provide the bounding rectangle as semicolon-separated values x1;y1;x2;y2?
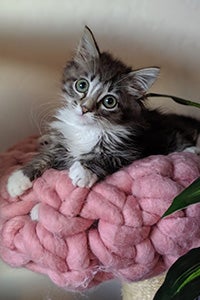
0;1;200;299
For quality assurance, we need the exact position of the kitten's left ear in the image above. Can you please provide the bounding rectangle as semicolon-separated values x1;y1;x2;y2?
74;26;100;62
128;67;160;97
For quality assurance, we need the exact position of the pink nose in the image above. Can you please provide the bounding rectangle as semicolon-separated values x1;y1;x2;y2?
81;105;89;114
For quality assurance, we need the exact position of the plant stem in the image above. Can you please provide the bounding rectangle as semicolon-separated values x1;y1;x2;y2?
146;93;200;109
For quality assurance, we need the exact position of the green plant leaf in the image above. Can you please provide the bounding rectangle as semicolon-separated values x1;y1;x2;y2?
146;93;200;109
162;177;200;218
153;247;200;300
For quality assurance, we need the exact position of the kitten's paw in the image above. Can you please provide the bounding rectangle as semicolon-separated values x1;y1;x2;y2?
183;146;200;155
7;170;33;197
69;161;98;188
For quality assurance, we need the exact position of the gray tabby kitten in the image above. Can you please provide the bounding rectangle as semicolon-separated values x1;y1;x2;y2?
7;26;200;197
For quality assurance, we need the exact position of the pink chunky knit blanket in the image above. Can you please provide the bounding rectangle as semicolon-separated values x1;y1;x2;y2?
1;135;200;291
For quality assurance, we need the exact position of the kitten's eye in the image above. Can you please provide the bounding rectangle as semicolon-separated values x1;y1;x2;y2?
75;79;89;93
102;95;118;109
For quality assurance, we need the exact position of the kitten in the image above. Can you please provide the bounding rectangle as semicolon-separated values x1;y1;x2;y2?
7;26;200;197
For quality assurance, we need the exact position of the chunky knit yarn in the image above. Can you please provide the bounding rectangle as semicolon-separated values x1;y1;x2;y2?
1;136;200;290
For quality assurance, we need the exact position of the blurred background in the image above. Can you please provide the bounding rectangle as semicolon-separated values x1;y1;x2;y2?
0;0;200;299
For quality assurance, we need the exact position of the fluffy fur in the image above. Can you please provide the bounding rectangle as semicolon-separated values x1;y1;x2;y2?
7;26;200;197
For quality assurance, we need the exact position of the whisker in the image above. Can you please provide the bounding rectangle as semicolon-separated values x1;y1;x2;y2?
30;100;60;136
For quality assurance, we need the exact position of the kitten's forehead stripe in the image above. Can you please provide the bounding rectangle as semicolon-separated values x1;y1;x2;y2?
88;79;102;97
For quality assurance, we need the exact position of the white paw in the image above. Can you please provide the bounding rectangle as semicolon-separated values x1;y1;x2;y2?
69;161;98;188
7;170;33;197
30;204;40;221
183;146;200;155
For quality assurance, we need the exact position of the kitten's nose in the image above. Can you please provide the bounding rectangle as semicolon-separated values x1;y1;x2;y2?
81;105;89;114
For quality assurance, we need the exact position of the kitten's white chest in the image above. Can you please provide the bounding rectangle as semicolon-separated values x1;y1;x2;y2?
66;124;101;157
51;108;102;158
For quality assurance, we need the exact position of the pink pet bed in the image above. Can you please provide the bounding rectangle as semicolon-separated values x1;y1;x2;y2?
1;135;200;291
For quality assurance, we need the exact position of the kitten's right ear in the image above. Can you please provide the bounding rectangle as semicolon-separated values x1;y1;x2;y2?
74;26;100;62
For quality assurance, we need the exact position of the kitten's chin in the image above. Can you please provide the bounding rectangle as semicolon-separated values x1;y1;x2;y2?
77;114;95;126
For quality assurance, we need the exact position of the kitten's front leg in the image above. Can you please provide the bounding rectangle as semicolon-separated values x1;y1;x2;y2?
69;154;129;188
7;151;55;197
69;161;98;188
68;155;117;188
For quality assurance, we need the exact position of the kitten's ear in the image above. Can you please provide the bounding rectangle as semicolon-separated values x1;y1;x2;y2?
74;26;100;62
128;67;160;97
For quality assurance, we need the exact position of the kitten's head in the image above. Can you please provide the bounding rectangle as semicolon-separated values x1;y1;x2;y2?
62;26;159;127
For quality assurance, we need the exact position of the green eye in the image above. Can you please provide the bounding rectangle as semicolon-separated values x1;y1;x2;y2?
102;95;118;109
75;78;89;93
